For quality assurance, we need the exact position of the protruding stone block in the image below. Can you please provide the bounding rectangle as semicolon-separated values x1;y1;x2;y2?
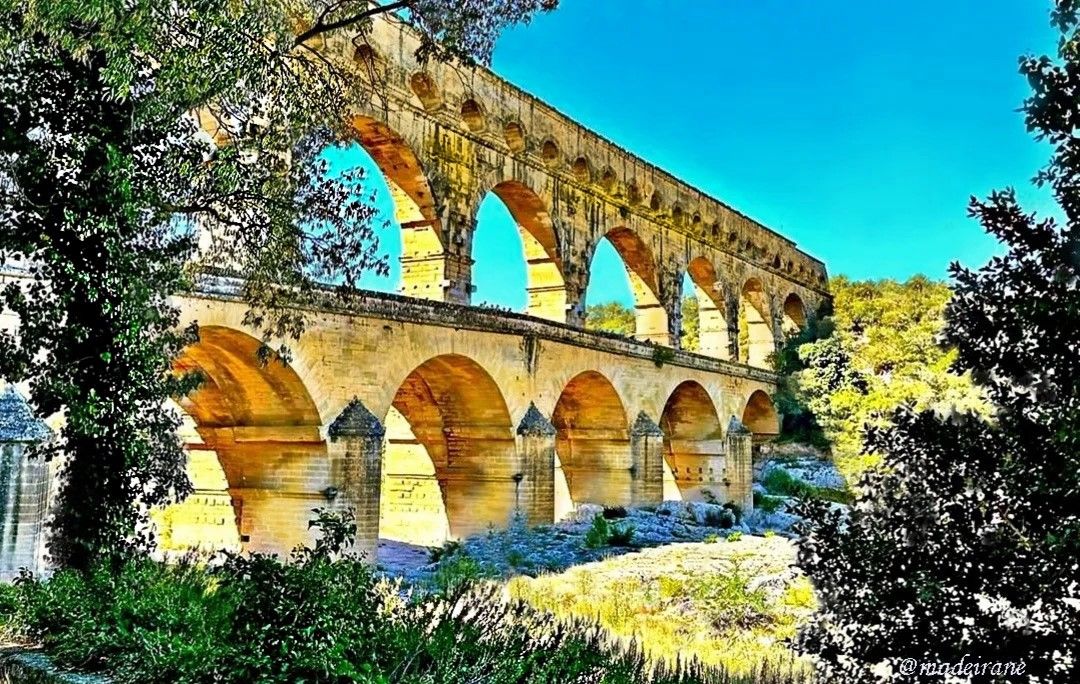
629;411;664;506
329;398;384;561
726;417;754;512
514;403;556;525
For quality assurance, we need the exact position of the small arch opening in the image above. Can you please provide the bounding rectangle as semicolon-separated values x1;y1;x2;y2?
541;139;560;166
461;99;486;133
409;72;442;111
505;122;526;152
572;156;591;183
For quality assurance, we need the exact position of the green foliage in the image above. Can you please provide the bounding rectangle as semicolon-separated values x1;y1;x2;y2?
608;523;635;547
798;4;1080;680
689;563;769;631
681;295;700;352
776;276;986;482
1;511;807;683
0;0;557;569
761;468;851;505
753;492;783;514
725;532;743;543
432;553;489;595
584;513;613;549
585;301;636;336
652;345;676;367
584;513;634;549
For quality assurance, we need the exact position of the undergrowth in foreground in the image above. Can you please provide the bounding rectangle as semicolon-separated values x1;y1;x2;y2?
0;510;811;684
509;536;817;678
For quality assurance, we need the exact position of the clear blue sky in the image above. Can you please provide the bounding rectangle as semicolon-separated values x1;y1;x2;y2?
339;0;1062;310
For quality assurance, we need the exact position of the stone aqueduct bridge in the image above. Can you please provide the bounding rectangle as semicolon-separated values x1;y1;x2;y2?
0;16;829;570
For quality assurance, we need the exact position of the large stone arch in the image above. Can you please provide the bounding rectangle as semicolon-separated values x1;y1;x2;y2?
686;257;731;359
474;180;568;322
380;354;518;545
551;370;631;520
740;277;776;369
742;389;780;443
782;292;808;335
171;326;329;556
591;226;670;345
348;115;448;302
659;381;725;501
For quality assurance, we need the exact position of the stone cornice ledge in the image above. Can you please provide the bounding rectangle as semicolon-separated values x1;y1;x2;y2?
190;276;780;385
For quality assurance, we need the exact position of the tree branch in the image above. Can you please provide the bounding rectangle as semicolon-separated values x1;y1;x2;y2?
294;0;413;46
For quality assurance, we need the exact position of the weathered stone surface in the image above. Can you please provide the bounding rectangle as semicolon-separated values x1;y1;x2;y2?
0;13;831;565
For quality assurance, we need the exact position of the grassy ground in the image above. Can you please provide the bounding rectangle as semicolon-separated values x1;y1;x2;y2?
507;534;816;677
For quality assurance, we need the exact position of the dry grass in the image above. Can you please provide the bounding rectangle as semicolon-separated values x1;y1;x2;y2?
507;535;816;676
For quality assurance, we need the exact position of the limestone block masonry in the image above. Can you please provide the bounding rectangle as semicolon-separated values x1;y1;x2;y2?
0;13;828;567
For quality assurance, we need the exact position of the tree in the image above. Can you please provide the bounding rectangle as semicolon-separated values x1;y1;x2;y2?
585;301;635;337
778;277;985;481
797;3;1080;681
0;0;556;569
680;295;699;352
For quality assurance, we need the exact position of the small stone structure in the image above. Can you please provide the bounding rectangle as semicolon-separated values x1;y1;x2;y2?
0;385;52;580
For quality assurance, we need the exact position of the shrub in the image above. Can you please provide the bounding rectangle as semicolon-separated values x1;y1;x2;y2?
428;539;462;563
602;505;628;519
703;534;720;544
726;531;743;543
723;502;744;524
608;523;635;547
754;492;784;514
432;553;489;595
584;514;612;549
704;508;735;528
762;467;852;505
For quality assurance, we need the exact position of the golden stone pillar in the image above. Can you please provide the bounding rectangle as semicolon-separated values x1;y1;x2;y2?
513;403;556;526
629;412;664;506
725;417;754;513
328;398;384;562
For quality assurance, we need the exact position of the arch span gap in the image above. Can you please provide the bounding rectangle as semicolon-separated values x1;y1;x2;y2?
740;278;776;369
686;258;731;360
379;355;518;549
587;227;670;345
349;116;449;302
551;371;630;520
742;390;780;444
473;181;568;321
170;326;328;557
660;381;726;502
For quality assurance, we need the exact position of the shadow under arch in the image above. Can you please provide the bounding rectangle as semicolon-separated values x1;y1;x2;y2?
593;227;670;345
380;354;517;546
686;257;731;359
782;292;808;335
348;115;446;301
171;326;328;556
475;180;568;322
740;277;776;368
742;389;780;443
551;370;631;520
659;381;725;501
